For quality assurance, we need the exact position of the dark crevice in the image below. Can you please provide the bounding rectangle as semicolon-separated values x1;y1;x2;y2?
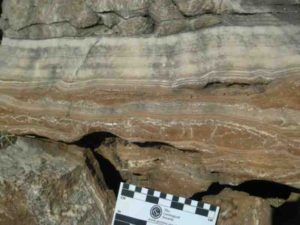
133;141;174;149
191;181;300;225
92;151;124;196
273;199;300;225
197;81;269;95
191;180;300;201
20;132;300;222
202;81;268;89
72;132;124;196
73;132;117;149
73;131;184;152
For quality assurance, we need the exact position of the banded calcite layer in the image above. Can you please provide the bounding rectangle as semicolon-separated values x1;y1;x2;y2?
0;25;299;144
0;1;300;224
0;24;299;189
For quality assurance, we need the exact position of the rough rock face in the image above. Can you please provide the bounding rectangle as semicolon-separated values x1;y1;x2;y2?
0;27;299;145
96;137;300;196
0;0;300;224
0;25;299;189
203;189;272;225
1;0;300;38
0;137;115;225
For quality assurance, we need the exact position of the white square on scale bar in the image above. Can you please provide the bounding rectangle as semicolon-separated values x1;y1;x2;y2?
178;197;185;203
166;194;173;200
129;185;136;191
154;191;160;197
191;200;198;206
141;188;148;194
204;203;210;210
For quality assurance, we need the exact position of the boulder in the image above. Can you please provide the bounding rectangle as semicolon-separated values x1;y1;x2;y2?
0;137;115;225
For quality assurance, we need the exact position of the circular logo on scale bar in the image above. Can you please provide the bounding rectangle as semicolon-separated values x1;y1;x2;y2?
150;205;162;219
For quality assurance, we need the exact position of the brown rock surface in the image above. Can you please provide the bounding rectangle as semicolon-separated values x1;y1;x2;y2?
203;189;272;225
0;23;299;190
0;26;299;145
0;0;300;224
96;137;300;196
0;137;115;225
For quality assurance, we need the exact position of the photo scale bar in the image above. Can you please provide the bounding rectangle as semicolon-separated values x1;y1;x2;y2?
114;214;147;225
114;220;129;225
121;184;215;218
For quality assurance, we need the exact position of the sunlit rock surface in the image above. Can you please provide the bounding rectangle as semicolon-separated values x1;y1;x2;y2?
0;23;299;190
0;0;300;224
203;189;272;225
96;137;300;196
0;137;115;225
1;0;300;38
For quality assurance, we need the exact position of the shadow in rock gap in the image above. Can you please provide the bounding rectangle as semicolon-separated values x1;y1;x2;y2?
191;180;299;201
92;152;124;196
191;180;300;225
73;132;124;196
73;131;117;149
133;140;174;149
273;198;300;225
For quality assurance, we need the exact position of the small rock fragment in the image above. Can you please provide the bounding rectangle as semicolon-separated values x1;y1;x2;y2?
149;0;184;22
203;189;272;225
115;17;154;36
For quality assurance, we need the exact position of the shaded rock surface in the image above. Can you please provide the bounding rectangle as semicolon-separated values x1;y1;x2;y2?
0;137;115;225
203;189;272;225
1;0;300;38
96;137;300;196
0;23;299;191
0;22;300;188
0;0;300;224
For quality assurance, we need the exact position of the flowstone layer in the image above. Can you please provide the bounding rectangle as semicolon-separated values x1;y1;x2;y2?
0;0;299;225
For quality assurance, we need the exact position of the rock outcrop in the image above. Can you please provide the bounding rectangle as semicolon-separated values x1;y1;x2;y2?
96;137;300;196
0;26;299;146
203;189;272;225
0;23;299;190
0;0;300;224
0;137;115;225
1;0;300;38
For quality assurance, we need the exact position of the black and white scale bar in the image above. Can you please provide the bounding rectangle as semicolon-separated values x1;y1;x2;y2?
111;183;220;225
114;214;147;225
121;183;217;218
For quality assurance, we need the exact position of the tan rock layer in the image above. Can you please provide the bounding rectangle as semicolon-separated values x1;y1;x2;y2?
0;26;299;188
203;189;272;225
0;26;299;142
96;137;300;197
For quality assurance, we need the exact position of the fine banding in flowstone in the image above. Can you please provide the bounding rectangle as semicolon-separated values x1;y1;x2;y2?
0;0;300;225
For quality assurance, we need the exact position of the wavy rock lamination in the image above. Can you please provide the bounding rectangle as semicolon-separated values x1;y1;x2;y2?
0;1;300;224
0;23;299;189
